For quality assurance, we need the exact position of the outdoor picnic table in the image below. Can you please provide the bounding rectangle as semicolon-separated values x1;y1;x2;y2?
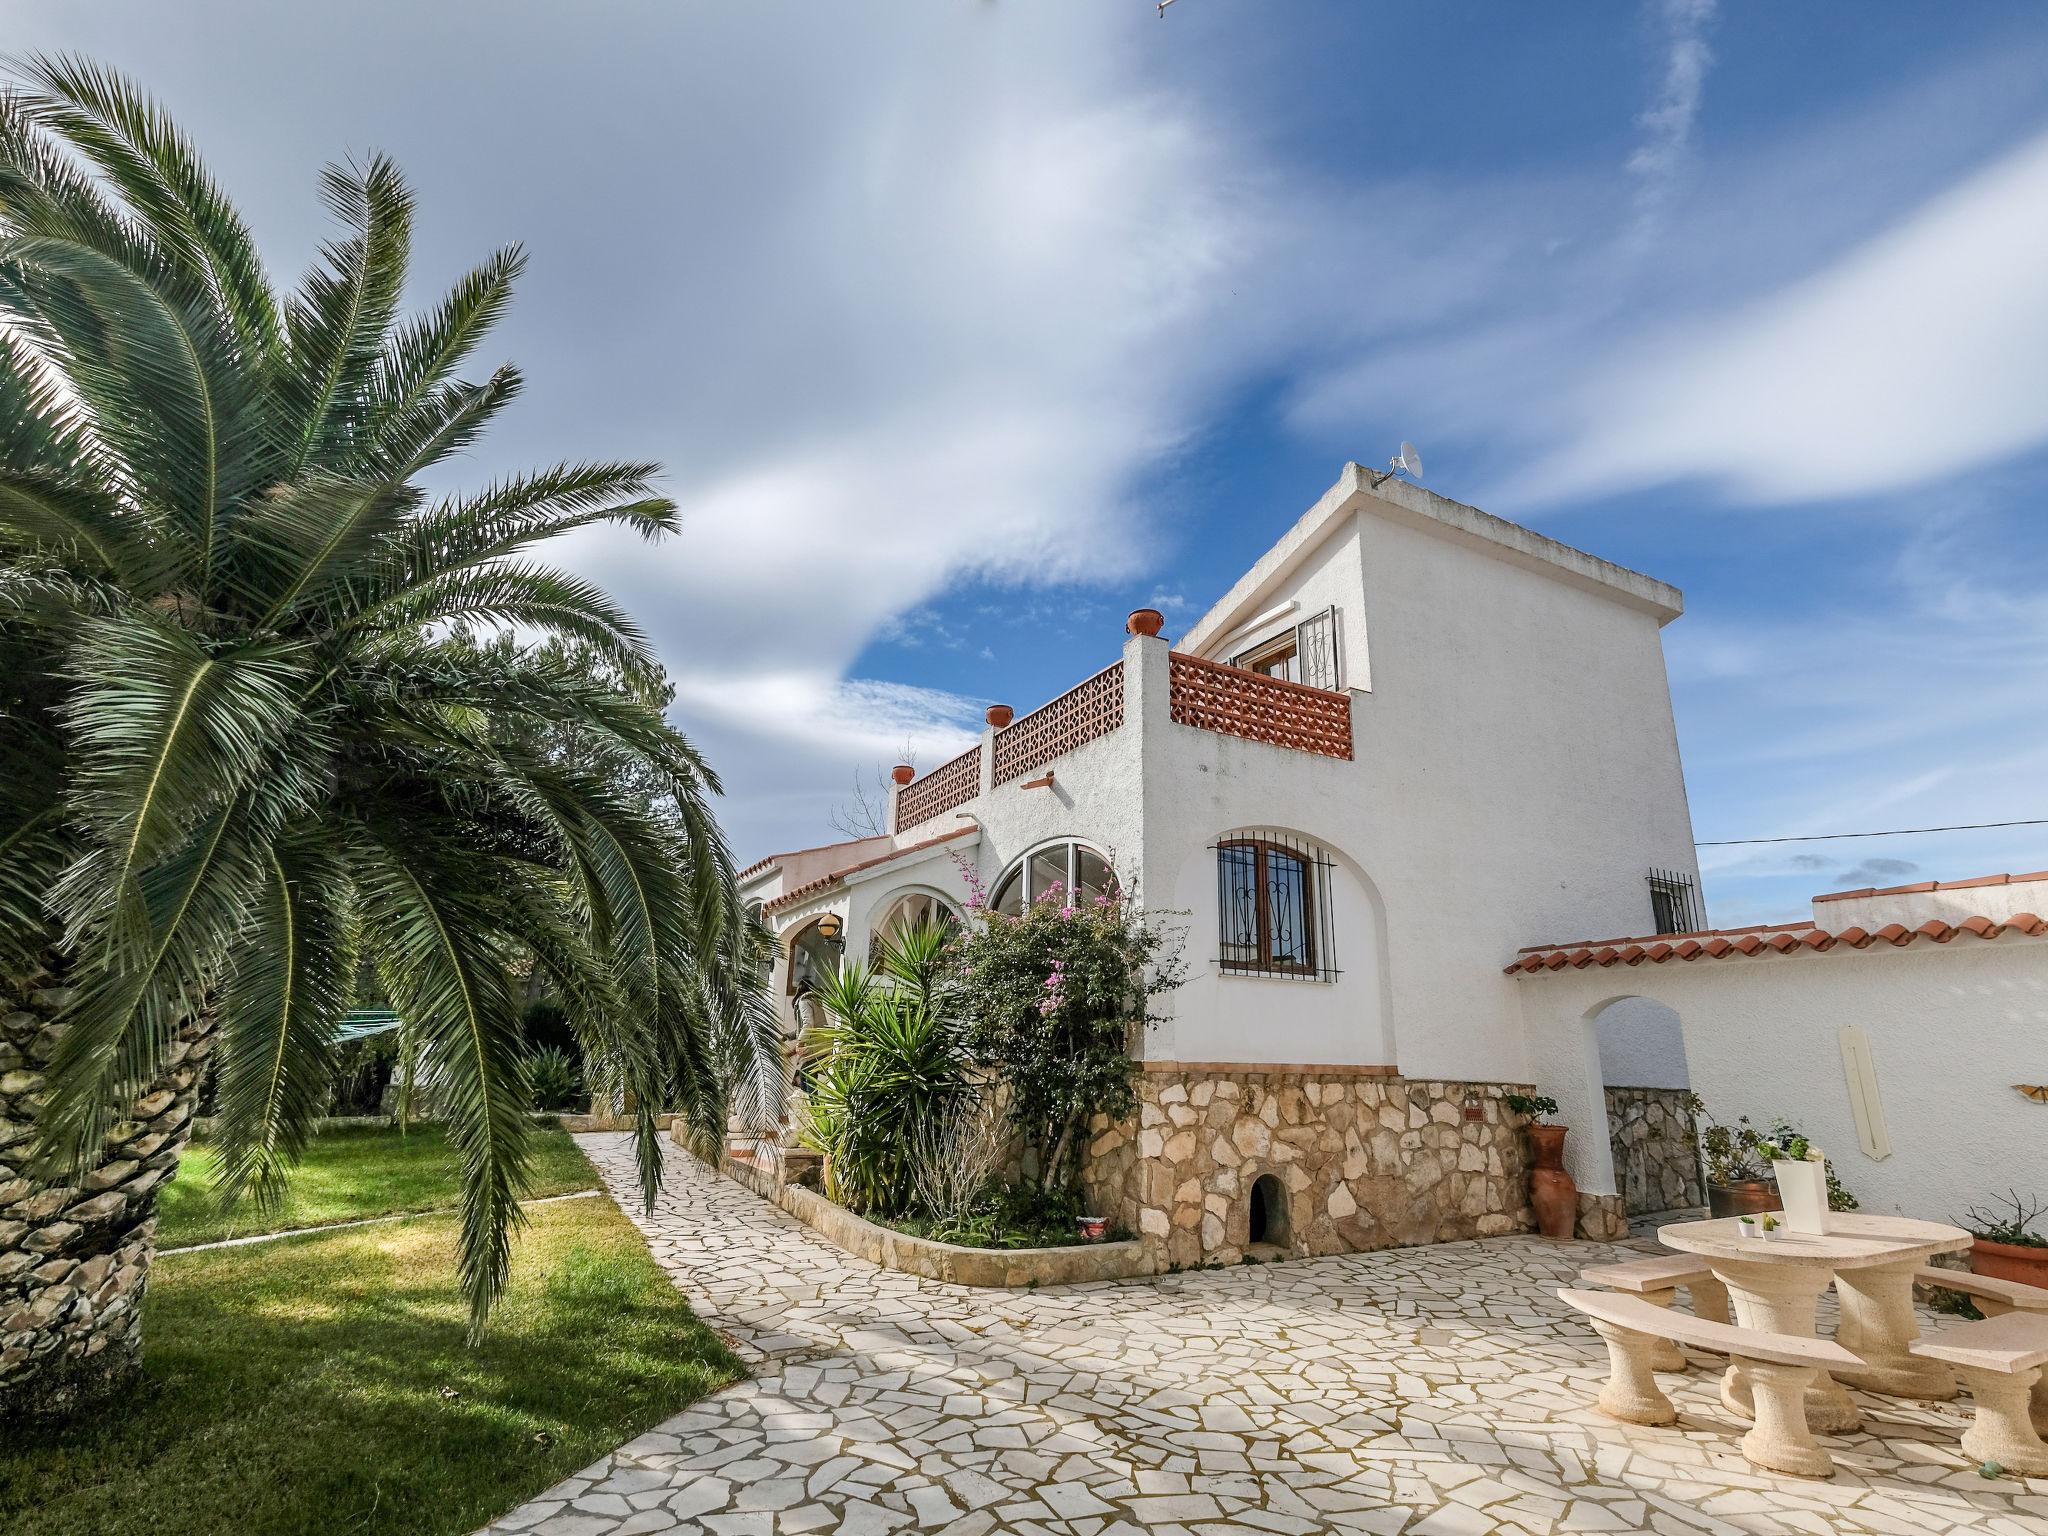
1657;1212;1972;1432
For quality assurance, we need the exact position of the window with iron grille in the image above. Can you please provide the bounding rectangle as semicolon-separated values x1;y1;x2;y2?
1231;605;1342;692
1215;834;1339;981
1647;867;1704;935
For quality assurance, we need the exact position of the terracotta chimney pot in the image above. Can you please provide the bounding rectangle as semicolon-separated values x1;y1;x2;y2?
890;764;916;786
1126;607;1166;638
985;704;1015;729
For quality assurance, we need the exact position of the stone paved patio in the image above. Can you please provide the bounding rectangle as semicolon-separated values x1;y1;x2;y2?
486;1134;2048;1536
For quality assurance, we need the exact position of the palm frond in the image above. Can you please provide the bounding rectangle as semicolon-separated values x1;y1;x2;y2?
353;830;531;1334
13;54;282;359
280;153;411;474
58;612;315;937
0;233;266;594
372;244;524;426
35;801;271;1171
209;829;355;1210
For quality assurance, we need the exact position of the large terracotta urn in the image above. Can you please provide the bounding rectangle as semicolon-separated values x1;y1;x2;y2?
1528;1123;1578;1239
1972;1237;2048;1288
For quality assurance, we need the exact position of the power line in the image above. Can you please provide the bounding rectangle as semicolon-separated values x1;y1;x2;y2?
1697;818;2048;848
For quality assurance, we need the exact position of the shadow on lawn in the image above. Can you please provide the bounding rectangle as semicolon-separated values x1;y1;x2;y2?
0;1199;741;1536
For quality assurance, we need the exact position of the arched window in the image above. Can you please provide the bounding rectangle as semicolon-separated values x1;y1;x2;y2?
990;841;1117;916
869;889;961;957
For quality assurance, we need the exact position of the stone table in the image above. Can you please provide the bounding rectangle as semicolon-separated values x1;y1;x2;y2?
1659;1213;1972;1433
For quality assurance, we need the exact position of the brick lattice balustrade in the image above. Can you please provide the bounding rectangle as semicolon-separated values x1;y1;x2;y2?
894;745;981;832
992;662;1125;785
1169;651;1352;759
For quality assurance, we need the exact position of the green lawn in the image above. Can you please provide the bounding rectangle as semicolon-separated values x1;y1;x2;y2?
158;1122;601;1247
1;1188;742;1536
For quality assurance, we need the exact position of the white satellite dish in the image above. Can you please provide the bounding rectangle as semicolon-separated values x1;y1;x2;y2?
1371;441;1424;488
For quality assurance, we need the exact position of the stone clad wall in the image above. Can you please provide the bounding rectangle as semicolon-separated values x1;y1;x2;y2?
1604;1084;1703;1217
1;970;211;1421
1082;1068;1536;1269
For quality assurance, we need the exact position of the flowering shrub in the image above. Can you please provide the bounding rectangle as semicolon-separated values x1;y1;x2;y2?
948;859;1182;1198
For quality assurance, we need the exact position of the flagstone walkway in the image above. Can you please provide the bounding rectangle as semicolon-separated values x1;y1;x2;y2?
486;1134;2047;1536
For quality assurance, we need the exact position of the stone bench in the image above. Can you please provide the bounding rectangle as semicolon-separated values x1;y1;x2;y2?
1915;1265;2048;1432
1914;1264;2048;1314
1910;1311;2048;1477
1558;1286;1861;1479
1580;1255;1732;1371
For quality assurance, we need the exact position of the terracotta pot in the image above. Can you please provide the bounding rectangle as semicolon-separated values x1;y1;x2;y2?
1971;1236;2048;1288
985;704;1014;729
1077;1215;1108;1242
1125;607;1165;638
1707;1179;1782;1220
890;764;916;786
1527;1122;1577;1239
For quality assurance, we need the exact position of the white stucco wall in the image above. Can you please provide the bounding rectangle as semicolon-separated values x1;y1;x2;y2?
1516;936;2048;1220
1811;875;2048;932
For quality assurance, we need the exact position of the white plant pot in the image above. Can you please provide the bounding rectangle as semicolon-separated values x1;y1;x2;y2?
1773;1159;1828;1235
1760;1222;1784;1242
1737;1221;1762;1241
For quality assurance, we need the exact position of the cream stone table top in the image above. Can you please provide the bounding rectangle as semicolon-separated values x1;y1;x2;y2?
1659;1212;1971;1270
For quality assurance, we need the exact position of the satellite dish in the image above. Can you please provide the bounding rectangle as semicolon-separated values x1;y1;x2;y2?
1370;441;1425;488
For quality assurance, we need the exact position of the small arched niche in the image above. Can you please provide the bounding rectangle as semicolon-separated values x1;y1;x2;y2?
1248;1172;1291;1250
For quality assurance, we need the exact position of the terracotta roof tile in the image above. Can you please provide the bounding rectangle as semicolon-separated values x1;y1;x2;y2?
760;826;976;915
737;835;884;883
1507;911;2048;974
1813;869;2048;903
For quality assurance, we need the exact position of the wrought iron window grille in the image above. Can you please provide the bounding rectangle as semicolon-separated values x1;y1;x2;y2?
1213;832;1339;982
1647;866;1704;935
1230;605;1342;693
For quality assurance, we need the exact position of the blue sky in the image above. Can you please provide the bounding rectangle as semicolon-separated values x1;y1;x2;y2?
15;1;2048;927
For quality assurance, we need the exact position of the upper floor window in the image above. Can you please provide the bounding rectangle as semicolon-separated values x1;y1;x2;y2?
1231;605;1341;692
1647;867;1703;935
1217;834;1337;981
990;840;1117;916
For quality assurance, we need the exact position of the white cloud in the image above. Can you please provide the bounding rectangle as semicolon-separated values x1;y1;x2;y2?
1627;0;1717;241
1516;126;2048;506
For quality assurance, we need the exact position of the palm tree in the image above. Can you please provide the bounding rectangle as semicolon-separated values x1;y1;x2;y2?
0;57;773;1418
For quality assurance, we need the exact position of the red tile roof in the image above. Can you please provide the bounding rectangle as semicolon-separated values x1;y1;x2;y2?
737;836;883;883
760;827;977;915
1813;870;2048;903
1507;912;2048;975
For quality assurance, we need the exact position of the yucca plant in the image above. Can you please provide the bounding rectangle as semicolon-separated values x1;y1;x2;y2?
793;925;971;1218
0;57;774;1417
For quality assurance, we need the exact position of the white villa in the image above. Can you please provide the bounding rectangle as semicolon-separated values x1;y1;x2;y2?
740;464;2048;1268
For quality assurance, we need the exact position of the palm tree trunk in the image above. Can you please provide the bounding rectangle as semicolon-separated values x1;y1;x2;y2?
0;956;214;1422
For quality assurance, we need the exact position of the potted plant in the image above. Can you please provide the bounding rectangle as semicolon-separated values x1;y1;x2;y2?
1961;1192;2048;1288
1504;1092;1576;1239
1698;1110;1781;1220
1737;1214;1761;1241
1757;1134;1829;1234
1759;1213;1784;1243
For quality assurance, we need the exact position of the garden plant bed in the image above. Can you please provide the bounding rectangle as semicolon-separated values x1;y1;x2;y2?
698;1136;1149;1287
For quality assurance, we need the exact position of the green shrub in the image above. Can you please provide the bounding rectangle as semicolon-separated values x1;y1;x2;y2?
950;871;1181;1197
524;1047;585;1112
794;925;971;1218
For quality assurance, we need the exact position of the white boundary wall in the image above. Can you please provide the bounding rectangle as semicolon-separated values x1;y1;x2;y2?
1516;935;2048;1223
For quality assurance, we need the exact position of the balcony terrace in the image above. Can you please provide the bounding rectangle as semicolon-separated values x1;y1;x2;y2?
893;615;1354;835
